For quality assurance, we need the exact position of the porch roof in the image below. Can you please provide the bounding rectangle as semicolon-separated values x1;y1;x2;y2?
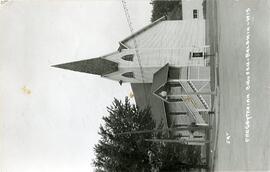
151;63;169;93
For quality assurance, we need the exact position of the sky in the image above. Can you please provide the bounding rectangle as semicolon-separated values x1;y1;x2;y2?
0;1;152;171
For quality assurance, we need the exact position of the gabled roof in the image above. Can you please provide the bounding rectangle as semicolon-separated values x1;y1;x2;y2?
151;63;169;93
131;64;170;129
151;64;169;128
131;83;168;129
118;16;167;50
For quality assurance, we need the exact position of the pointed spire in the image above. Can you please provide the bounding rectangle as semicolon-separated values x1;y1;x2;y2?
52;57;118;76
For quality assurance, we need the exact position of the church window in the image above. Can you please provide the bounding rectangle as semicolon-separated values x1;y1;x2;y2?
193;9;198;19
121;54;134;61
122;72;135;78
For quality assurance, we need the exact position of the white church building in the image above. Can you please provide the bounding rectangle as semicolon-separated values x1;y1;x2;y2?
54;0;211;144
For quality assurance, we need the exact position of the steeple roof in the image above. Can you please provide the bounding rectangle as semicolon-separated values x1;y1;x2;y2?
52;57;118;76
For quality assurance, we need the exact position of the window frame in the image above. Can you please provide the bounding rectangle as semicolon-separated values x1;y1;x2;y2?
121;54;134;61
122;72;135;78
193;9;198;19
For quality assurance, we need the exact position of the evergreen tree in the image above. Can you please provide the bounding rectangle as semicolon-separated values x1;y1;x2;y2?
93;97;155;172
93;97;205;172
151;1;181;22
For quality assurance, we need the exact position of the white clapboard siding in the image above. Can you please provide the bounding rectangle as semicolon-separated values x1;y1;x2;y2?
124;20;205;49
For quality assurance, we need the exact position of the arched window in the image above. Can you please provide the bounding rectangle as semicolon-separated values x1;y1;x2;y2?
122;72;135;78
121;54;134;61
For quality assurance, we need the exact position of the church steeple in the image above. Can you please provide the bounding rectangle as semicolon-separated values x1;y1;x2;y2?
52;57;118;76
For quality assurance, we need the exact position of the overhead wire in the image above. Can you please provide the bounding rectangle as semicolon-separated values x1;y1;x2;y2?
121;0;149;104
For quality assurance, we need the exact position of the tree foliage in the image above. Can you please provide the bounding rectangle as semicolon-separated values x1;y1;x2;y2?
93;97;204;172
151;1;182;22
93;97;155;172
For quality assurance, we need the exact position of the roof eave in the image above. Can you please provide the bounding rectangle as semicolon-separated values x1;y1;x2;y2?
119;16;167;50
